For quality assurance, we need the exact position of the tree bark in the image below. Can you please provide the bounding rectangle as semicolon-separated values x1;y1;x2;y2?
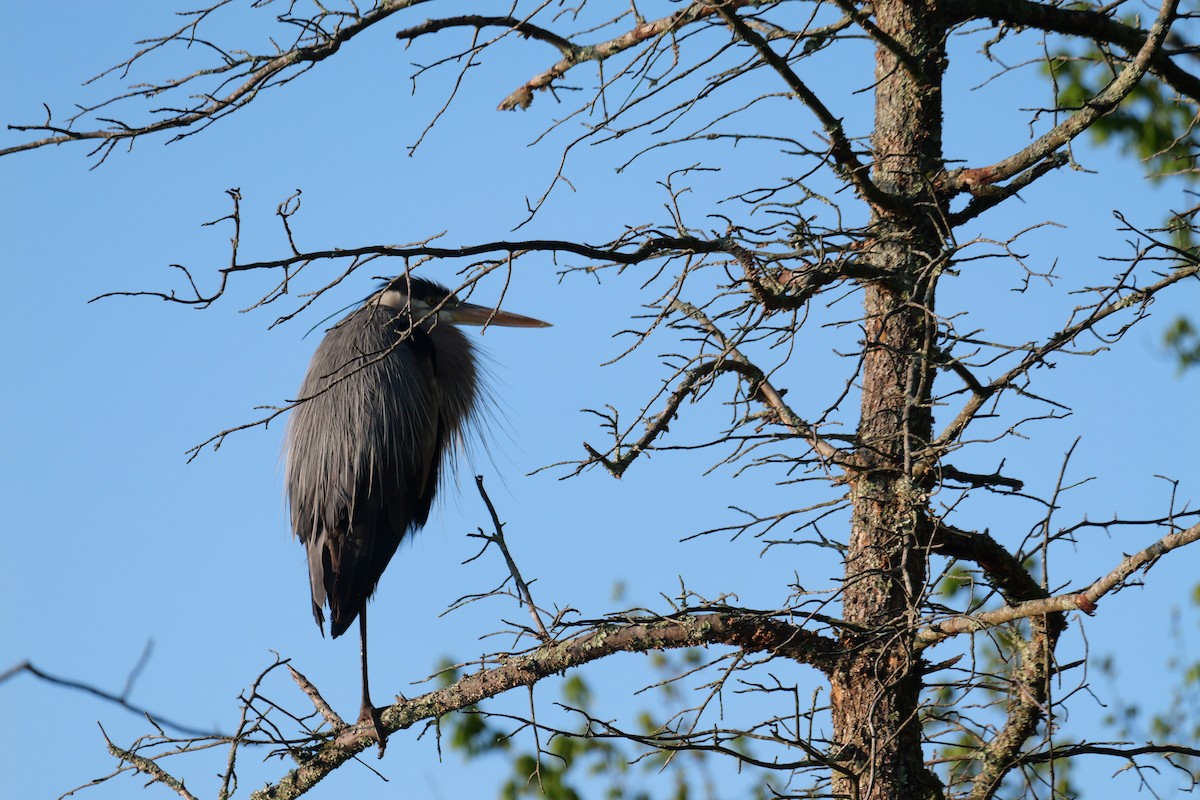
830;0;947;797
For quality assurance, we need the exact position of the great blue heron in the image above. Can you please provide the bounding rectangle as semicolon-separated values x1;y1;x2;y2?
285;275;550;750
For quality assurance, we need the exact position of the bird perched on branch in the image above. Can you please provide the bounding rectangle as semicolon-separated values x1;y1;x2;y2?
285;275;550;751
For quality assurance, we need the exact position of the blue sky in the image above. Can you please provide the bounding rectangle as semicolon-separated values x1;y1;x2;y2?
3;3;1199;799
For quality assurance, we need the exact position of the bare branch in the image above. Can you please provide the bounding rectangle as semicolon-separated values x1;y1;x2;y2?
396;14;577;55
101;726;198;800
934;247;1200;449
3;1;431;160
286;666;345;730
917;521;1200;647
946;0;1181;192
669;299;855;467
470;476;552;642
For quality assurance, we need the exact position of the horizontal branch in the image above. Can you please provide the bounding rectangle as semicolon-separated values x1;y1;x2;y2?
396;14;576;55
1018;741;1200;765
937;464;1024;492
253;611;838;799
98;228;745;315
227;234;734;271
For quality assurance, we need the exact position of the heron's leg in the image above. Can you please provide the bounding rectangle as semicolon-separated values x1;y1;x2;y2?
357;606;387;756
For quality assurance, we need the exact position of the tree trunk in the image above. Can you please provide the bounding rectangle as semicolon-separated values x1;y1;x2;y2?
830;1;946;797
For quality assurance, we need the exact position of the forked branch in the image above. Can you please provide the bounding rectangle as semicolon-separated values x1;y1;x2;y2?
917;520;1200;647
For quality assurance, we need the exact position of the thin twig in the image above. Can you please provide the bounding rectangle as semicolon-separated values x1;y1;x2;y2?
473;476;552;642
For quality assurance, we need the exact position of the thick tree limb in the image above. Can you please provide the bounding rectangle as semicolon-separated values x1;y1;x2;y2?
252;612;839;799
967;616;1057;800
930;523;1048;605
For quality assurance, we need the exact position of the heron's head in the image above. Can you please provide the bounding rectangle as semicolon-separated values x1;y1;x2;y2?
372;276;551;329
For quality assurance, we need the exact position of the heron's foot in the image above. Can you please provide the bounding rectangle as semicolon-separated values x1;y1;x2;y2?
358;703;387;757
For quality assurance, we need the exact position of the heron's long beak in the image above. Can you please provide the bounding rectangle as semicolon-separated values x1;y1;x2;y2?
449;302;552;328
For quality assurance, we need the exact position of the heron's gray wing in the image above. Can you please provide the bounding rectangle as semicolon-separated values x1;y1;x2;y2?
285;310;443;637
